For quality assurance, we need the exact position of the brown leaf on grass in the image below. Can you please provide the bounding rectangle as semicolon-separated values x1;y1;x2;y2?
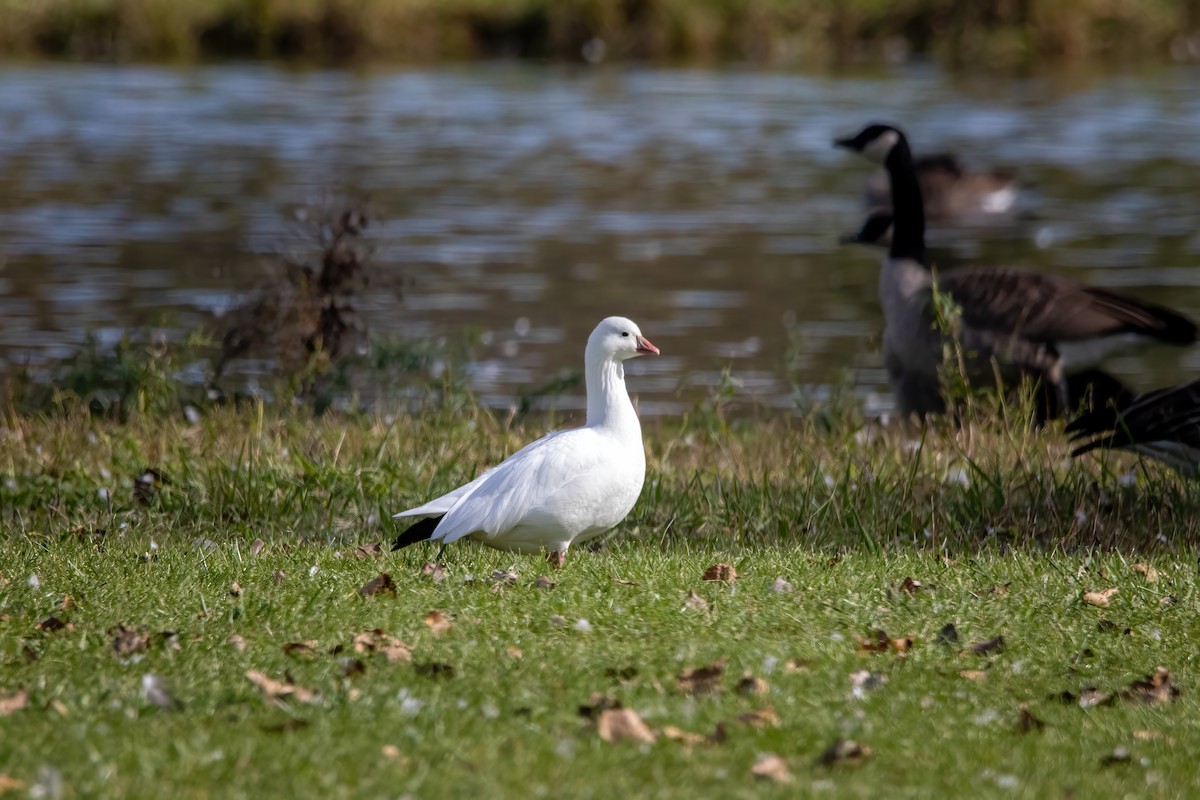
936;623;959;646
420;562;447;583
110;624;150;656
964;636;1005;656
1054;687;1113;708
597;707;656;744
816;739;872;767
1083;588;1118;607
891;636;914;654
21;645;38;664
1133;730;1175;744
613;578;637;586
737;674;769;696
784;658;812;673
229;582;242;598
341;659;366;678
226;634;248;652
895;576;922;596
991;582;1011;596
59;595;74;611
677;660;726;695
35;615;67;633
735;706;781;728
1015;704;1045;733
359;573;396;598
1132;563;1159;583
534;575;556;590
703;563;737;583
0;691;28;716
355;543;383;559
751;754;792;782
352;630;411;664
960;670;988;681
1122;667;1180;705
578;692;622;719
245;670;319;704
283;641;319;658
250;538;265;556
381;744;406;761
660;725;710;747
491;569;519;586
683;590;708;612
424;610;451;635
854;629;890;654
273;570;287;583
414;662;455;679
0;775;25;793
49;700;68;716
506;646;523;660
849;670;888;698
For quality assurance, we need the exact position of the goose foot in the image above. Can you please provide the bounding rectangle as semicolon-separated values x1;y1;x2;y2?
547;551;567;569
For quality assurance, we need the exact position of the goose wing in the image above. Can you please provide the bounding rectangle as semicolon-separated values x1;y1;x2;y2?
938;270;1196;345
1068;379;1200;455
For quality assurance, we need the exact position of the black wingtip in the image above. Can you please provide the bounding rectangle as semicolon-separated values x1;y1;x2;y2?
390;515;444;552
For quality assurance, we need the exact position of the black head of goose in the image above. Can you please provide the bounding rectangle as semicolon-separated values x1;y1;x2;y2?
834;122;1197;421
863;151;1019;221
1067;377;1200;475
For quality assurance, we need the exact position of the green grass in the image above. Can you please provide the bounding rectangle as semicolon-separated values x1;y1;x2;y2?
0;0;1193;67
2;402;1199;797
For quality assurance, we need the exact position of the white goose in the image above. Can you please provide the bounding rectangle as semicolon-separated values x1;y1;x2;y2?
391;316;660;567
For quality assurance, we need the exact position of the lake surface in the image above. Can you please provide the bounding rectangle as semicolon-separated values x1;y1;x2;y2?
2;62;1200;415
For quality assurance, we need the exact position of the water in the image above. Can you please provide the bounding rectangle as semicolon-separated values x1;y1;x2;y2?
2;62;1200;415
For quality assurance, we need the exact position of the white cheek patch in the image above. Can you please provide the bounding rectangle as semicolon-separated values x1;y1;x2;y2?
862;130;900;164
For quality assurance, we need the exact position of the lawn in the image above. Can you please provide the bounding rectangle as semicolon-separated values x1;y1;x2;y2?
1;403;1197;798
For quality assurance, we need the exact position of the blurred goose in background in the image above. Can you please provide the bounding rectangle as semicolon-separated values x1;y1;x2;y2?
1068;378;1200;474
391;316;659;568
834;122;1197;421
863;151;1020;221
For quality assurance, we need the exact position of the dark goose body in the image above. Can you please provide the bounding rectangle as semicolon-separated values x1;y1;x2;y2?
1068;378;1200;475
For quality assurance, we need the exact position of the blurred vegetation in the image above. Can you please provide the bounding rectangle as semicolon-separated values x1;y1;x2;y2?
0;0;1196;67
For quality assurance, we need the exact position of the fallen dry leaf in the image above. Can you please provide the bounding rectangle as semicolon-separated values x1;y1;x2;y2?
424;610;451;635
420;562;447;583
613;578;637;586
991;582;1011;596
352;630;411;664
855;629;890;654
59;595;74;611
35;615;67;633
1122;667;1180;705
381;744;404;760
506;645;523;660
49;699;68;716
250;538;265;556
0;775;25;794
226;634;248;652
737;674;769;696
660;725;711;747
534;575;556;590
110;624;150;656
491;569;519;586
751;754;791;782
1132;563;1159;583
735;706;781;728
359;573;397;598
597;707;656;744
1084;588;1118;607
936;623;959;646
273;570;287;583
683;590;708;612
0;691;28;716
229;582;242;598
964;636;1005;656
1133;730;1175;744
549;615;567;627
1015;704;1045;733
677;660;726;695
703;563;737;583
891;636;914;654
245;670;319;704
341;659;367;678
578;692;622;719
355;543;383;559
282;641;319;658
784;658;812;673
816;739;872;767
1055;687;1114;708
959;669;988;681
896;576;921;596
849;670;887;698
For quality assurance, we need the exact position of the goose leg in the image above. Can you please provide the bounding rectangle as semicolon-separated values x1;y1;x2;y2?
434;542;448;562
547;551;567;569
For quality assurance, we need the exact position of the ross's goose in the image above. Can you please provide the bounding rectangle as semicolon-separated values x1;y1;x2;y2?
391;316;659;567
834;122;1196;421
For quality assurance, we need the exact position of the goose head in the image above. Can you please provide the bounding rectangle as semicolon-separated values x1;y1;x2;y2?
834;123;906;165
587;316;660;363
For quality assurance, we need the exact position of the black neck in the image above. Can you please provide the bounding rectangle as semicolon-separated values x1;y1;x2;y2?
885;137;927;265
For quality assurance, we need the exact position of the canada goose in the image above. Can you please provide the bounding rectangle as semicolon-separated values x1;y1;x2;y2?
1067;378;1200;474
840;210;895;247
833;122;1197;420
863;152;1019;220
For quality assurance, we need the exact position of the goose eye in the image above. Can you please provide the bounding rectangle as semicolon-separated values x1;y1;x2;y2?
621;331;630;337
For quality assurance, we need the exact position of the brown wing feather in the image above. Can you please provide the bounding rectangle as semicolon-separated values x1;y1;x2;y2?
938;269;1196;344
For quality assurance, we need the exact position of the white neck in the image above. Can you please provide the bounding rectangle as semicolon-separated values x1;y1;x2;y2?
585;356;641;434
